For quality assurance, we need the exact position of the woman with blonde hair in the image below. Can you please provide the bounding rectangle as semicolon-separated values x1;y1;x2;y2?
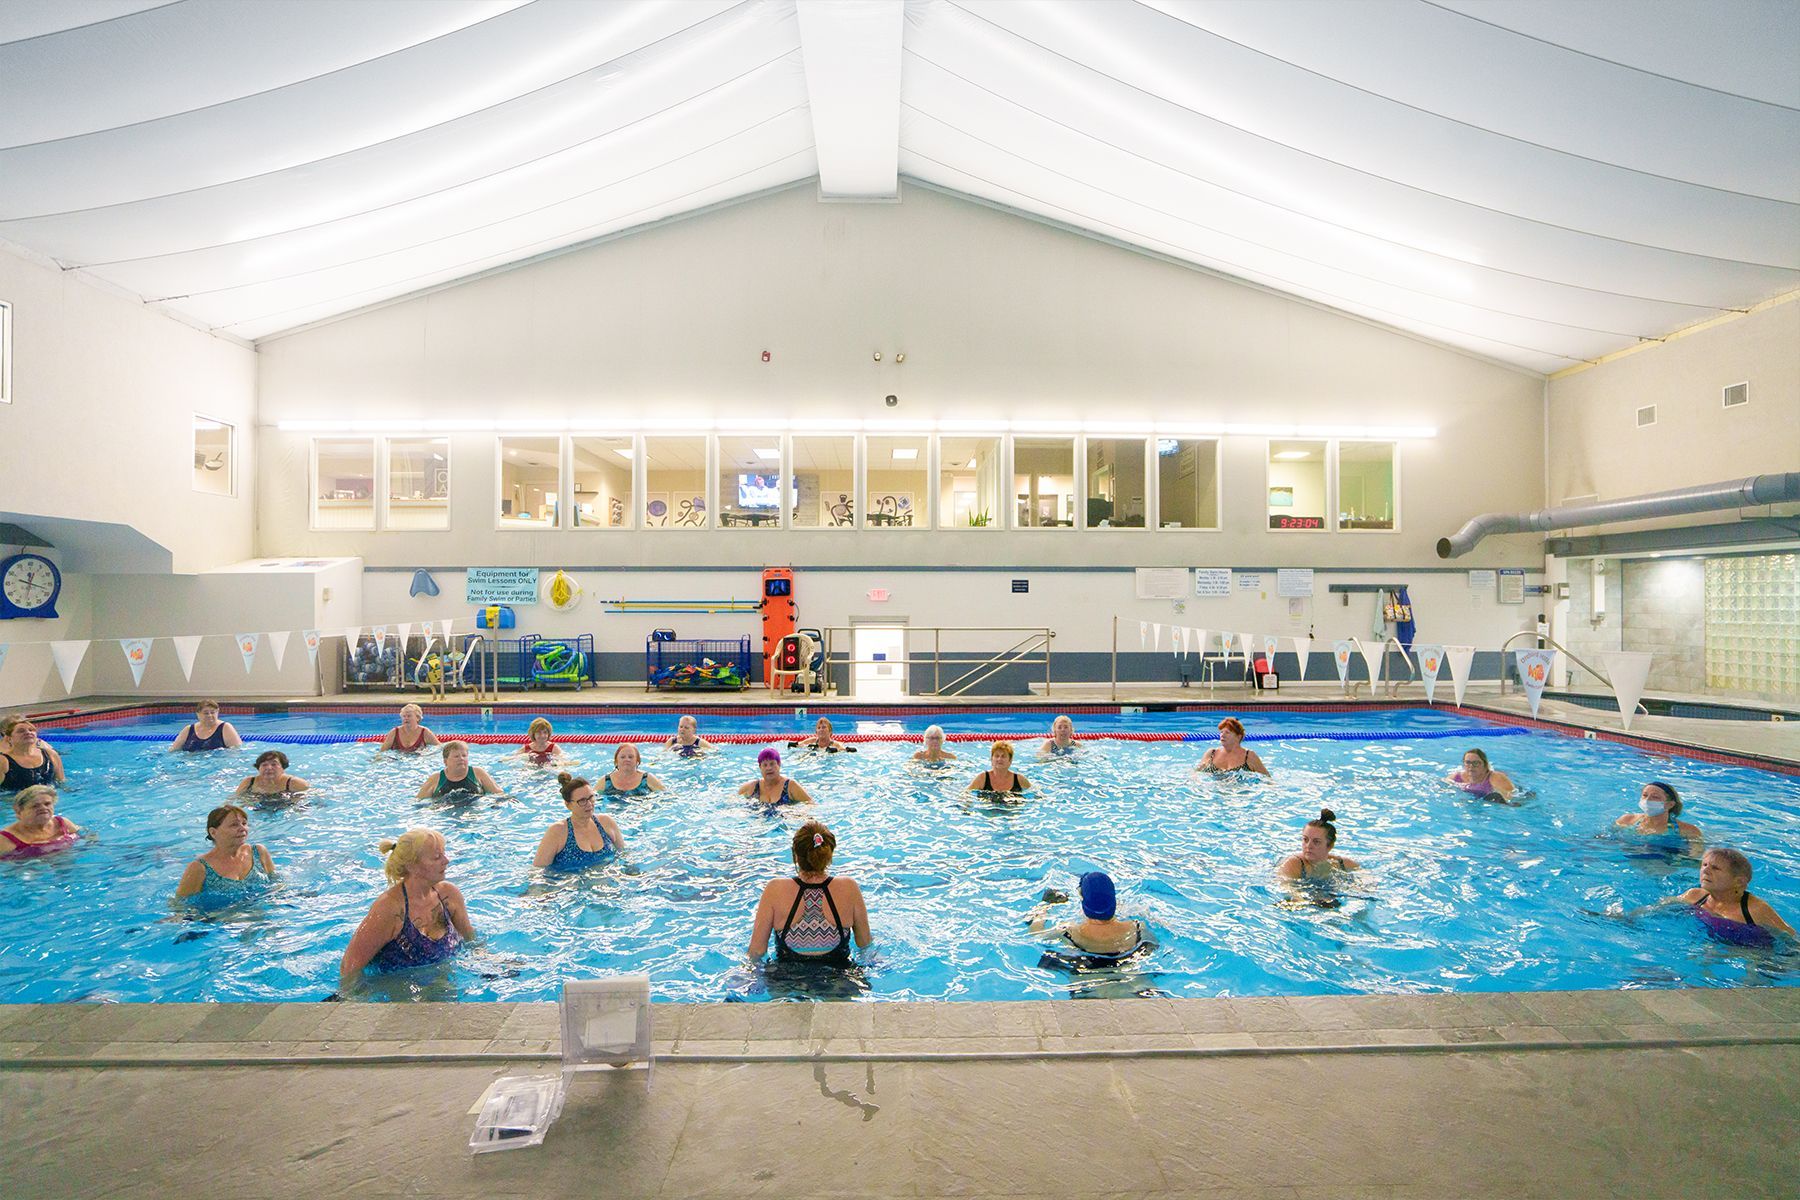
378;703;438;753
338;828;473;992
513;717;566;767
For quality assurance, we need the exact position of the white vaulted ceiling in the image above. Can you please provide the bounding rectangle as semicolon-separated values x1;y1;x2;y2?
0;0;1795;373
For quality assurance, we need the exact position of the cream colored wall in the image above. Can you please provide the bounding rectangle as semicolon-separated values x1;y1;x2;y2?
0;243;257;573
256;185;1543;570
1548;299;1800;510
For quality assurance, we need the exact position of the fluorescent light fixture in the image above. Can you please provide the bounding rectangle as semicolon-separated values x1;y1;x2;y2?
965;458;977;468
1273;450;1311;460
753;447;780;460
614;448;634;461
891;448;918;460
278;418;1438;439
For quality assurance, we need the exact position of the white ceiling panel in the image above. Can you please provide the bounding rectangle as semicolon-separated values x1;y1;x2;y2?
0;0;1791;373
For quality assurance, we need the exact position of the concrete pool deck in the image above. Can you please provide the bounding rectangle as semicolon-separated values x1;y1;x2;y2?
5;988;1799;1198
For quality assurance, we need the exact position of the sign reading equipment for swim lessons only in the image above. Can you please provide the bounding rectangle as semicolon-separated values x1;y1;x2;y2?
1194;569;1230;597
467;567;540;605
1011;579;1029;593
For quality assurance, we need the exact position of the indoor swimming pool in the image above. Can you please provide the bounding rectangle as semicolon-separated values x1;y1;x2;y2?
3;706;1796;1003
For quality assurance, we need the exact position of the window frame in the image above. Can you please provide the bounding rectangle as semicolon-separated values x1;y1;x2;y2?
494;434;565;532
382;435;452;531
793;431;860;531
1264;437;1333;534
1151;435;1222;532
1009;434;1078;531
192;412;236;499
1333;439;1401;534
309;435;379;532
936;433;1006;531
569;432;639;531
1080;435;1153;532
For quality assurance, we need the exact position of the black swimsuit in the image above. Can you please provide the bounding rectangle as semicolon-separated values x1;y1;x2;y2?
974;770;1025;794
774;877;854;967
1;752;55;791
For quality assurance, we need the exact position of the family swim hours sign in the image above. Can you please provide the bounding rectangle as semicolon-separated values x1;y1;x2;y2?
466;567;540;605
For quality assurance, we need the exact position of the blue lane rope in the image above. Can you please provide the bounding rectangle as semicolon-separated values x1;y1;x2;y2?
41;726;1530;745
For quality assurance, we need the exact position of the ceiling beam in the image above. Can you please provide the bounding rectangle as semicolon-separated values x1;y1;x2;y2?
796;0;903;199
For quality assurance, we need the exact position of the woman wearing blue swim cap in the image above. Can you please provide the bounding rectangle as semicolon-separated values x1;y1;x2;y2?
1028;871;1153;959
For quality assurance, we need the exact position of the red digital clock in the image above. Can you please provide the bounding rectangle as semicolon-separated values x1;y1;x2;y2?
1269;515;1325;530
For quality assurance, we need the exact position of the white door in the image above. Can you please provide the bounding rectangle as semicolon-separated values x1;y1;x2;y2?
852;625;907;699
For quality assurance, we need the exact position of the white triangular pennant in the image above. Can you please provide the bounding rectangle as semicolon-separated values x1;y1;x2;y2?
1261;636;1279;671
1290;636;1312;684
440;617;455;647
172;635;203;681
1192;629;1209;659
1138;620;1147;650
50;640;88;693
119;638;153;687
1357;637;1383;688
1601;651;1654;731
1445;645;1476;706
235;632;259;674
396;622;412;647
340;626;361;647
372;625;389;653
303;630;322;667
1333;640;1354;685
1515;648;1556;719
1415;644;1446;704
1236;633;1255;666
1151;622;1163;651
267;630;290;672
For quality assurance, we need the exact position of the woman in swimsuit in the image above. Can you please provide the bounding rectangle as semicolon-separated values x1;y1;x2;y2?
234;750;309;799
1614;781;1703;854
748;820;872;968
1278;808;1362;882
1446;747;1514;801
1029;871;1153;962
339;828;474;992
533;773;627;872
1195;717;1270;776
911;724;957;765
1674;848;1794;941
513;718;567;767
168;700;242;753
739;748;813;806
968;740;1030;795
1038;714;1077;757
378;704;438;753
174;804;276;901
1;716;65;791
790;715;850;753
603;743;664;796
416;740;501;799
1;785;80;858
663;715;717;757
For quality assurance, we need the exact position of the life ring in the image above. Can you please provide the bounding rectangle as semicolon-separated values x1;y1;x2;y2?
547;570;582;612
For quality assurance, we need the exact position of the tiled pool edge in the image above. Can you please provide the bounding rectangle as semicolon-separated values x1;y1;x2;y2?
5;988;1797;1068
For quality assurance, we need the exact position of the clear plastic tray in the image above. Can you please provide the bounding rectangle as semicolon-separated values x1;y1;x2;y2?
469;1075;564;1154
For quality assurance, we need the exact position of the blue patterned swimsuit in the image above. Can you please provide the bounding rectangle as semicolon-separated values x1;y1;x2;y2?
547;817;616;873
370;886;461;971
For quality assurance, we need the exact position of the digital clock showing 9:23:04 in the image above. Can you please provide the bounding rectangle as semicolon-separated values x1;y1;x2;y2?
1268;515;1325;530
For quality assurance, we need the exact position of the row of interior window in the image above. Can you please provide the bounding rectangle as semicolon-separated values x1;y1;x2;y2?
308;434;1399;533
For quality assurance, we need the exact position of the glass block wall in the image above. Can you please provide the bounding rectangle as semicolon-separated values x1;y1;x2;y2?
1704;552;1800;698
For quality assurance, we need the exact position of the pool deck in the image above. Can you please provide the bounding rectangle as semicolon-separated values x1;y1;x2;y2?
5;988;1798;1198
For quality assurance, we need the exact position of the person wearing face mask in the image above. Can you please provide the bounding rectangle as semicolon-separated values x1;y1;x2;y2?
1614;781;1703;856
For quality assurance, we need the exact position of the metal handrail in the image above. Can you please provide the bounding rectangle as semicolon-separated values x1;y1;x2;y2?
814;626;1055;697
1378;636;1415;697
1496;630;1648;714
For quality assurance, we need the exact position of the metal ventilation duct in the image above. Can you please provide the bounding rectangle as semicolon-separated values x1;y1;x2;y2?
1436;474;1800;559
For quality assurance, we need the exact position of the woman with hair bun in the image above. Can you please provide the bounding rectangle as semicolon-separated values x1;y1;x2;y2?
1614;781;1703;856
532;772;627;872
1278;809;1361;882
338;828;473;993
747;820;871;967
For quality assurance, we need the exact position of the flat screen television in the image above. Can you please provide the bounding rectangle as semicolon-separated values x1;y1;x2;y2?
737;473;796;510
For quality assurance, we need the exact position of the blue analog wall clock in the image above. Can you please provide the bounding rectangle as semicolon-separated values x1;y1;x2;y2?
0;553;61;619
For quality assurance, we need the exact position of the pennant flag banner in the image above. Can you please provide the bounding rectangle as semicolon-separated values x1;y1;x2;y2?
340;626;361;647
50;640;89;693
396;622;412;647
172;635;203;681
236;633;260;674
1290;636;1312;684
440;618;455;648
303;630;322;667
1415;644;1446;704
1151;622;1163;652
1237;632;1256;667
1445;645;1476;706
1515;648;1557;719
267;630;290;672
1601;650;1655;731
1357;638;1384;689
119;638;153;687
1332;640;1354;686
372;625;389;653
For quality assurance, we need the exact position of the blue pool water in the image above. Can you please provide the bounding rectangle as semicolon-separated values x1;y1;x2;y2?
3;706;1796;1003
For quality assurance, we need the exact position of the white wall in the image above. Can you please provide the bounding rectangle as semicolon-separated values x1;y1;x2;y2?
0;243;258;573
257;184;1545;571
1548;298;1800;510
